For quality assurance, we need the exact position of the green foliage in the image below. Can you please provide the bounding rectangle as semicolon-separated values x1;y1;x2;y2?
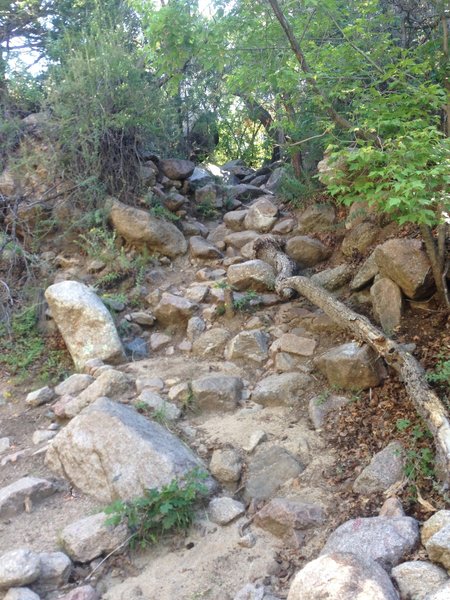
45;8;180;204
426;354;450;386
395;419;435;496
325;127;450;227
196;199;217;219
233;290;261;312
104;469;208;549
277;166;320;208
0;305;70;384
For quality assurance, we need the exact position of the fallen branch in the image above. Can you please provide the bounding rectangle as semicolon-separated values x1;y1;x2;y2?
281;275;450;486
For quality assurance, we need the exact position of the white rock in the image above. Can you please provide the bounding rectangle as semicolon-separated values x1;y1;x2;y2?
208;497;245;525
45;281;126;370
0;549;41;588
25;386;54;407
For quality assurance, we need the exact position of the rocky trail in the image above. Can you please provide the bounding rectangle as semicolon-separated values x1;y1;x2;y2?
1;155;450;600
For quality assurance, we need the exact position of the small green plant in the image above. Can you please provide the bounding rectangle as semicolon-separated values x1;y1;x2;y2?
104;469;208;549
149;201;180;222
426;354;450;386
314;391;331;406
395;419;435;496
196;199;217;219
233;290;261;312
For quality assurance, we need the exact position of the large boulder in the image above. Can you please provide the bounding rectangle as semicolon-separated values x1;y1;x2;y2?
374;239;434;299
159;158;195;180
286;236;330;268
370;277;403;333
287;553;400;600
225;330;269;364
341;222;380;257
0;549;41;589
227;260;276;292
191;376;243;412
107;198;187;257
244;197;278;232
315;342;386;390
45;281;125;370
321;516;419;570
45;398;211;502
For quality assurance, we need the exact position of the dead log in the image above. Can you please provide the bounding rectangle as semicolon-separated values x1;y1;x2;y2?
281;275;450;486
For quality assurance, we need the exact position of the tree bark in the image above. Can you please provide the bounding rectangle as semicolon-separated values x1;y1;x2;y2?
281;275;450;485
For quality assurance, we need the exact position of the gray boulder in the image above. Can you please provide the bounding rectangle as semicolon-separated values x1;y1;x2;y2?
34;552;72;593
287;553;400;600
45;281;125;370
225;330;269;364
245;446;304;501
297;204;336;233
244;197;278;232
227;260;276;292
0;476;57;518
316;342;386;390
286;236;330;268
60;512;128;563
353;441;405;495
159;158;195;180
321;516;419;570
391;561;448;600
191;375;243;412
252;373;311;407
46;398;211;502
107;198;187;257
375;239;434;300
4;589;40;600
0;549;41;589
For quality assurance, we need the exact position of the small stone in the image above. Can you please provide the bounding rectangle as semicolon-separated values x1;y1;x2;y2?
224;230;259;250
124;337;149;359
210;449;242;483
159;158;195;180
0;476;56;518
3;589;40;600
135;376;164;393
25;386;54;407
189;236;223;259
125;311;155;326
252;373;311;407
244;430;267;453
422;511;450;546
353;441;405;495
35;551;72;593
32;430;57;445
191;376;243;412
379;497;405;518
234;583;265;600
272;218;296;234
208;497;245;525
255;498;326;538
245;446;304;501
223;209;248;231
178;340;192;353
136;391;181;421
225;330;269;364
168;382;190;403
57;585;99;600
192;328;229;358
186;316;206;341
297;203;335;233
391;561;448;600
153;292;197;327
150;333;172;351
0;549;41;588
425;524;450;570
185;285;209;304
0;437;11;454
308;395;350;430
238;532;256;548
60;512;129;563
273;333;317;357
55;375;94;397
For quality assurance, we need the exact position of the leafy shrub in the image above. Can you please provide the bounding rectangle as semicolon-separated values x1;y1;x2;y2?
104;469;208;549
277;165;320;208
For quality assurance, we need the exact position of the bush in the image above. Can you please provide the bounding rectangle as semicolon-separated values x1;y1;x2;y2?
45;12;181;205
104;469;208;549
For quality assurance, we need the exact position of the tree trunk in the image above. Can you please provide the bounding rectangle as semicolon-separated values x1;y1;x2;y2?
280;275;450;485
